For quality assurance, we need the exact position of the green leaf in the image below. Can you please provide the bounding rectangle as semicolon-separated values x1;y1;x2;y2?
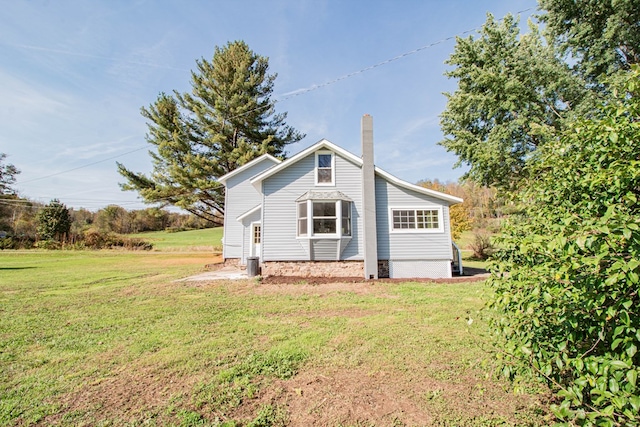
609;377;620;394
612;338;623;350
627;369;637;387
610;360;629;370
626;343;637;358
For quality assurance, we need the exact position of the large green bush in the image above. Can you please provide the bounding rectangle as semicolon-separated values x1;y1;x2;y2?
488;68;640;426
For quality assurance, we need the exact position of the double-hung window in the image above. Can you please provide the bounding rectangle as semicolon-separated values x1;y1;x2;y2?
313;202;337;234
390;207;442;232
341;200;351;236
316;152;334;185
298;202;308;236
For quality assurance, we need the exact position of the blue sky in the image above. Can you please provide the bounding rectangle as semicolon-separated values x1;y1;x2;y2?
1;0;536;211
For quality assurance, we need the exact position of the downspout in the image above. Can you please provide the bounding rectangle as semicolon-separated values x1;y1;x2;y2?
361;114;378;279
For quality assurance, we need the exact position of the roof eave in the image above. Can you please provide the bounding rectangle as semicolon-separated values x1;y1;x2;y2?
218;154;281;184
374;167;463;204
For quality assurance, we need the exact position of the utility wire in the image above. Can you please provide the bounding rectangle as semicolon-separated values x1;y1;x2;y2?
17;6;535;188
19;145;148;185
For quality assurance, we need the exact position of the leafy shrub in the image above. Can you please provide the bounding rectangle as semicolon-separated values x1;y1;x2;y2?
0;236;35;249
82;229;153;250
488;68;640;426
469;231;496;260
34;239;62;250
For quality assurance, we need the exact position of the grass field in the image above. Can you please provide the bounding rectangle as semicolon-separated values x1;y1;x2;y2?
131;227;224;252
0;231;547;426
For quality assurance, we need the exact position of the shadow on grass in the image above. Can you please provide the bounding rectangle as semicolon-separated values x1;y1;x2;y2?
457;266;489;277
0;267;37;270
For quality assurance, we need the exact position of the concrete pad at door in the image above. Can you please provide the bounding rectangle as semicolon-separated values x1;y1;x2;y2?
175;266;249;282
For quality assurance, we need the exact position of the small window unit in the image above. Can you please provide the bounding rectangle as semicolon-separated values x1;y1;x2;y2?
390;208;443;233
315;152;334;185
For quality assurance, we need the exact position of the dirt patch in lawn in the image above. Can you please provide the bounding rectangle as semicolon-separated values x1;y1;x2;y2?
259;266;489;286
46;363;547;427
41;363;201;426
224;365;547;426
240;280;388;297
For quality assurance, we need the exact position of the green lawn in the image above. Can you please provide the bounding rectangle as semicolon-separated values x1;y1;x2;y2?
132;227;223;252
0;249;548;426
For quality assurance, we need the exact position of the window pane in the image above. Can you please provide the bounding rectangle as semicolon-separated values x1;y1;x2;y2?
313;202;335;217
317;168;332;183
298;202;307;218
318;154;332;168
341;201;350;218
392;209;417;229
298;219;307;236
342;218;351;236
314;219;336;234
341;201;351;236
416;210;439;229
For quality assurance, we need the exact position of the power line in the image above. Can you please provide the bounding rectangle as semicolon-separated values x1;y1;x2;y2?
16;7;535;188
18;145;148;185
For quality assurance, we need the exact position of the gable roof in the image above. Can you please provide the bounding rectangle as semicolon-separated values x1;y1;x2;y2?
217;154;281;184
250;139;360;186
249;139;463;205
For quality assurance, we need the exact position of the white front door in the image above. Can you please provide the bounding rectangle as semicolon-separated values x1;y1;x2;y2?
251;222;261;258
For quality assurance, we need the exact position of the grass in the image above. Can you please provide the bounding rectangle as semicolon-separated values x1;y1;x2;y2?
131;227;224;251
0;231;548;426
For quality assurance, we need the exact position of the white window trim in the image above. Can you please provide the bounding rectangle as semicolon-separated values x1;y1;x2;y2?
315;151;335;186
296;199;352;239
389;206;444;233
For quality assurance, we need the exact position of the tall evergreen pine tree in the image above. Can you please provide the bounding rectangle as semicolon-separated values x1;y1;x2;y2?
118;41;304;224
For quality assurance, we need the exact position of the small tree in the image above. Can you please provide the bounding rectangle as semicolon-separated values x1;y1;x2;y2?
37;199;72;242
0;153;20;195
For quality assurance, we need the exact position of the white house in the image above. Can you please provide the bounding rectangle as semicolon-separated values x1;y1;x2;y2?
218;115;463;279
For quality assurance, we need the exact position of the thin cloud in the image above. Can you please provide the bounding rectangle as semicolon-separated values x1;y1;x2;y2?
1;42;189;72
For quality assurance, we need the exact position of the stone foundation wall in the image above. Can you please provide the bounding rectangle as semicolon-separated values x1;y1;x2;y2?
377;260;390;279
262;260;364;278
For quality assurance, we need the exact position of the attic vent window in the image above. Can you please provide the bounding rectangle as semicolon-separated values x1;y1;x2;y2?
316;152;334;185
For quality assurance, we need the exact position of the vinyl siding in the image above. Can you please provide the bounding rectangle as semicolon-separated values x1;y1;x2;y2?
262;152;364;261
375;176;453;260
223;159;277;260
311;239;338;260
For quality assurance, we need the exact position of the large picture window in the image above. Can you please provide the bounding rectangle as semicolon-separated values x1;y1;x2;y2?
391;208;442;232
